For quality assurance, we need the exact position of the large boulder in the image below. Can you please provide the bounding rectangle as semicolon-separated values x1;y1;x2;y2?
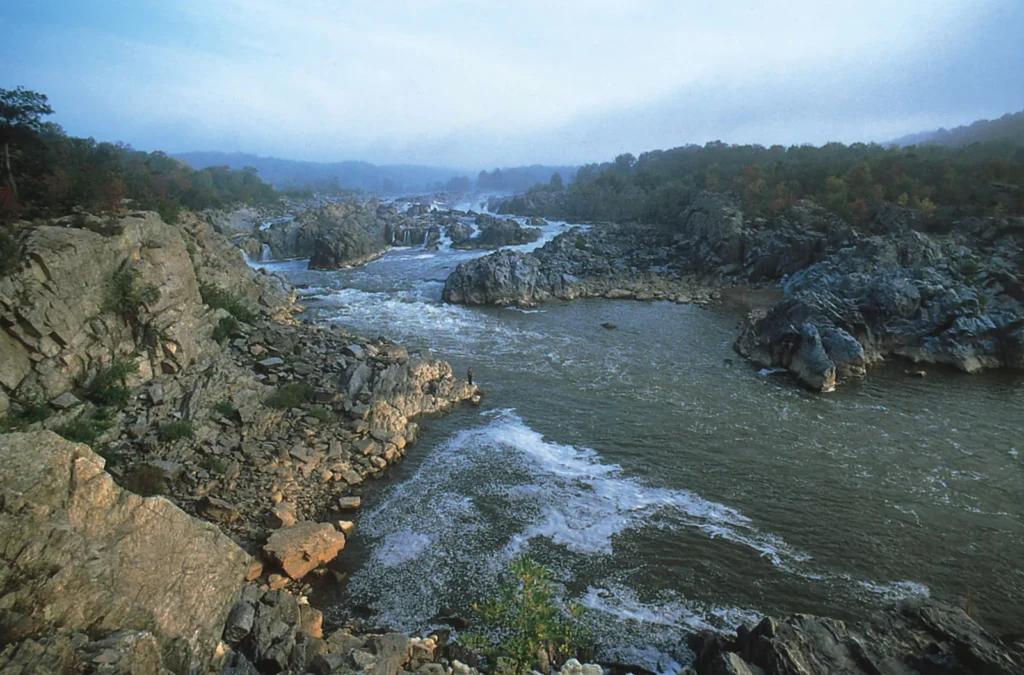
688;598;1021;674
0;431;249;673
263;522;346;580
442;249;543;306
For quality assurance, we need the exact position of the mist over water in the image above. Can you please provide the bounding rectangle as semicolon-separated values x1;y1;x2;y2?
258;217;1024;670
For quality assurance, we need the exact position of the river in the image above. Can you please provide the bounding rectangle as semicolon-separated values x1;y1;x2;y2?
252;212;1024;671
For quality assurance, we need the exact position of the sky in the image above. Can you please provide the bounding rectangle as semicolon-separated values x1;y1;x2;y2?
5;0;1024;169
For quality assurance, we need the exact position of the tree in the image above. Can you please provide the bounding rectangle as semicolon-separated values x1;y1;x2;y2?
549;172;564;190
0;87;54;200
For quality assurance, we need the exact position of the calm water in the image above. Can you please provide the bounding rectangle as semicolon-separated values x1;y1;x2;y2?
255;218;1024;671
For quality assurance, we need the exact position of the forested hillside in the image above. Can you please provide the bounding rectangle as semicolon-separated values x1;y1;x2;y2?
892;110;1024;148
500;140;1024;226
1;87;278;225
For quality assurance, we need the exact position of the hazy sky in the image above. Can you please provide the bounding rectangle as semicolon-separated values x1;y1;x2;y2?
6;0;1024;169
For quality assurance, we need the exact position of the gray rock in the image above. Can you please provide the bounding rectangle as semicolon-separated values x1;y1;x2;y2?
51;392;81;409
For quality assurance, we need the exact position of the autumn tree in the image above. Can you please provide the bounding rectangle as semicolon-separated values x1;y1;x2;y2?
0;87;54;201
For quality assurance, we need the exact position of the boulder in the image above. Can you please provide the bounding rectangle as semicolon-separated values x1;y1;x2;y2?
0;431;249;673
263;522;346;580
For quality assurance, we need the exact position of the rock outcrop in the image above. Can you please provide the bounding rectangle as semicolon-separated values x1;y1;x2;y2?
465;191;1024;389
0;431;249;673
442;224;716;307
449;214;542;250
688;598;1022;675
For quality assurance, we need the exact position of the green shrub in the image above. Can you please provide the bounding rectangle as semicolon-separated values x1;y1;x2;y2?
0;229;24;277
54;407;114;446
265;382;315;409
214;399;238;419
200;455;228;474
83;359;139;408
465;556;591;674
199;283;257;323
157;420;194;443
0;397;52;432
308;406;332;422
103;267;160;325
213;315;240;343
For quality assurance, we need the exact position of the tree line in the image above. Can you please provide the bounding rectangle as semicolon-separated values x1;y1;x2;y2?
503;138;1024;228
1;87;278;225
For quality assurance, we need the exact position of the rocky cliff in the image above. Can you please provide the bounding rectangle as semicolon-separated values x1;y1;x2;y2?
449;192;1024;390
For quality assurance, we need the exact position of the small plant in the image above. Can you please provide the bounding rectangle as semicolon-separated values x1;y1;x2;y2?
200;455;228;474
265;382;315;409
214;399;238;419
0;396;53;432
199;283;257;323
465;556;591;674
0;229;24;277
104;267;161;327
83;359;139;408
308;406;332;422
213;315;240;343
54;406;114;446
157;420;194;443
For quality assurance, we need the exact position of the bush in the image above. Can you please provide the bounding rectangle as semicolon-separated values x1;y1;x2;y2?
213;315;240;343
199;283;257;323
54;407;114;446
200;455;228;474
0;397;52;432
103;267;160;325
0;229;24;277
308;406;332;422
265;382;315;409
465;556;591;674
214;399;238;419
157;420;194;443
83;359;139;408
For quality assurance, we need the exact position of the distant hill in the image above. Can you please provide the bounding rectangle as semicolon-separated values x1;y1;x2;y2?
892;111;1024;147
175;152;579;195
174;152;470;194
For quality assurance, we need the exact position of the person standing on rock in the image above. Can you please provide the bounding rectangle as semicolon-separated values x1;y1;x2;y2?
467;367;474;386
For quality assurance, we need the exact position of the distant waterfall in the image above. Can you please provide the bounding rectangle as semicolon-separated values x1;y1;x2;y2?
261;243;272;262
403;230;412;246
422;230;429;248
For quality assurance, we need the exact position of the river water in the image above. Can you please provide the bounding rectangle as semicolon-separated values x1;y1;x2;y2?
254;214;1024;671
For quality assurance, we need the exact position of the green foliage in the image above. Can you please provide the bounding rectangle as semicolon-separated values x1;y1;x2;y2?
157;420;194;443
214;399;238;419
0;229;23;277
505;139;1024;226
0;397;52;432
54;406;114;446
213;315;240;343
83;359;139;408
308;405;332;422
199;283;257;323
200;455;228;474
104;267;160;327
465;556;590;674
0;86;278;220
265;382;315;409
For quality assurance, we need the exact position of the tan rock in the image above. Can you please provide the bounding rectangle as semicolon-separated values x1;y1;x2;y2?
0;432;248;673
263;522;346;580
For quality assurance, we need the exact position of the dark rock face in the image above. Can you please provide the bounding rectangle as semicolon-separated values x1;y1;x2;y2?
0;431;249;673
688;598;1022;675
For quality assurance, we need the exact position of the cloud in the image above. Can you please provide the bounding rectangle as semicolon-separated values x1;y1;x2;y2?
3;0;1020;166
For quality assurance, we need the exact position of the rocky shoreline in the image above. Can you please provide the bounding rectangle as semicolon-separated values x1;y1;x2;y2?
456;192;1024;390
2;202;1022;674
